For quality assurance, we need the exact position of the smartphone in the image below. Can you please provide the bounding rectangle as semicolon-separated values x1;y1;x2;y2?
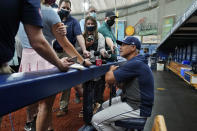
68;57;77;62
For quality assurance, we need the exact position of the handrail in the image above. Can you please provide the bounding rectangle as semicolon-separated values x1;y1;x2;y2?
157;0;197;50
0;61;124;116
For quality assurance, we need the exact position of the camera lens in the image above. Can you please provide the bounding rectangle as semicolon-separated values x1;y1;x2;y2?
87;35;94;42
107;50;112;54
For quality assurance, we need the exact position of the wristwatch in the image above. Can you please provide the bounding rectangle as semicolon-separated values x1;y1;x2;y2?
81;60;86;66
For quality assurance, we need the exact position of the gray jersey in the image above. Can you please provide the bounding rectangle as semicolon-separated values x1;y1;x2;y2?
17;5;61;48
121;78;141;110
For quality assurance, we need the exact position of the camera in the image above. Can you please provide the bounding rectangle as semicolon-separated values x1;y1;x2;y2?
90;50;113;64
93;50;112;57
87;35;94;42
93;51;100;56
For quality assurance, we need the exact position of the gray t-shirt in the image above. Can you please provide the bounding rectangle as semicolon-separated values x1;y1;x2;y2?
17;5;61;48
17;23;31;48
41;5;61;45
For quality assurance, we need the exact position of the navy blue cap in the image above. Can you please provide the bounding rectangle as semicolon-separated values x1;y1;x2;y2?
105;11;118;18
116;36;141;50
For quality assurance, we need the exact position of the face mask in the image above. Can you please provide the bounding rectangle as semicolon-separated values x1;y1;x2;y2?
58;9;70;20
86;25;96;32
106;19;115;27
45;0;56;5
89;12;97;19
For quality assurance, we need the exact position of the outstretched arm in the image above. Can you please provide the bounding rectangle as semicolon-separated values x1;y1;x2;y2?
106;37;115;53
52;23;84;64
24;24;72;71
105;65;119;84
77;35;90;58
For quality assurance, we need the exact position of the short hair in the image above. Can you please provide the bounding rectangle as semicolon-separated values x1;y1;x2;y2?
59;0;71;7
88;6;96;12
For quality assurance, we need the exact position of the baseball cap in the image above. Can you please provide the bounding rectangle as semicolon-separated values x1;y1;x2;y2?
105;11;118;18
116;36;141;50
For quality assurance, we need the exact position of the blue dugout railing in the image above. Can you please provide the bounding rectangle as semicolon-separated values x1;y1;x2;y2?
0;61;124;117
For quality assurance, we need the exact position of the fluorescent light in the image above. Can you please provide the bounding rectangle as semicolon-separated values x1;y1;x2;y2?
83;2;89;11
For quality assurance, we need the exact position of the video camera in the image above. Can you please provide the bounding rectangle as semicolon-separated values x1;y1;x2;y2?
93;50;112;56
91;50;113;64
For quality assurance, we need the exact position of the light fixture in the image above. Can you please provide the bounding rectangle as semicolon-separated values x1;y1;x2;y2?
83;2;89;12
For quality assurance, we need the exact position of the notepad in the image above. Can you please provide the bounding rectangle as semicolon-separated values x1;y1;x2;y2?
69;63;85;70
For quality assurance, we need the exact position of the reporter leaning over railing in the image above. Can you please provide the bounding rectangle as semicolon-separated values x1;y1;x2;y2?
77;16;114;122
0;0;75;129
17;0;92;130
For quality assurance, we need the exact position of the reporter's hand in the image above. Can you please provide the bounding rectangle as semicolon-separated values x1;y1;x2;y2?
83;50;90;58
101;50;111;58
83;59;92;67
57;57;74;72
56;23;67;36
100;51;106;58
110;45;115;54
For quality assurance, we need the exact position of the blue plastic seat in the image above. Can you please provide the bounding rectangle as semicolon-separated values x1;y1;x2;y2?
115;118;147;131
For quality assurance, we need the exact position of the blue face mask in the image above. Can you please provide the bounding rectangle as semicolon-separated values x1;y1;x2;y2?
89;12;97;19
58;9;70;20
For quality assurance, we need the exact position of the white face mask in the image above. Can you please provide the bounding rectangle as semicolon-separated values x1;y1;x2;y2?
89;12;97;19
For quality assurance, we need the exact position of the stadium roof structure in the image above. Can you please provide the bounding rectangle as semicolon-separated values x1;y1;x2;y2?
56;0;148;14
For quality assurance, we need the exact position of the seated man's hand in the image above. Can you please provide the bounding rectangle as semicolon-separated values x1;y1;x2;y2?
105;82;117;88
109;65;119;71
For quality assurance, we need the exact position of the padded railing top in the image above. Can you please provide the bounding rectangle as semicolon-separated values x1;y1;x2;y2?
0;61;124;116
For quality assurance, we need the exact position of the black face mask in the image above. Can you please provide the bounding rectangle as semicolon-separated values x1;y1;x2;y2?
106;19;115;27
86;26;96;32
58;9;70;20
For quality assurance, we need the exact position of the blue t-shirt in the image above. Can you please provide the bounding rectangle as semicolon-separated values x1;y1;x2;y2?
114;55;154;117
53;15;82;50
0;0;43;64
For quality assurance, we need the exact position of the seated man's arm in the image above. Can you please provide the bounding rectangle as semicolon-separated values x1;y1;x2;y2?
24;24;71;71
105;65;119;84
